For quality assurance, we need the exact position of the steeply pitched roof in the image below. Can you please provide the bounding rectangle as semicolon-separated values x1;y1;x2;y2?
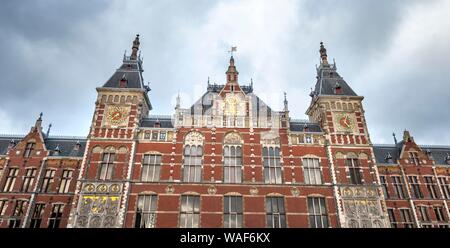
373;144;450;166
102;60;145;89
313;65;358;96
289;121;323;132
140;116;174;128
0;135;86;157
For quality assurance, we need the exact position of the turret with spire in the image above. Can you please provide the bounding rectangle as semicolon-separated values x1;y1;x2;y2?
226;56;239;84
130;34;140;60
319;41;329;65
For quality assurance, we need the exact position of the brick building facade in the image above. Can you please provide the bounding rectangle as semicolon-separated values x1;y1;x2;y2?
0;36;449;228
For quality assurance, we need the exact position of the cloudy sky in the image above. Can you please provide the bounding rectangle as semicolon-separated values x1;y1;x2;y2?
1;0;450;145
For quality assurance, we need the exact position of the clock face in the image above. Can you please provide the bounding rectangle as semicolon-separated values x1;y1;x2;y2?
225;95;239;115
334;113;356;132
106;105;129;126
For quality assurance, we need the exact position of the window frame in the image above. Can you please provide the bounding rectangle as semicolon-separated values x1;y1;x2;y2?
346;158;363;185
265;196;286;228
303;158;322;185
307;197;329;228
58;170;73;194
141;154;162;182
135;195;157;228
262;147;283;184
179;195;200;228
223;145;243;184
224;196;243;228
99;152;115;180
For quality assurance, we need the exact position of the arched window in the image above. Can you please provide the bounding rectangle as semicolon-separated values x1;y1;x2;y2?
183;132;204;183
99;152;115;180
223;132;243;183
183;145;203;182
263;147;282;184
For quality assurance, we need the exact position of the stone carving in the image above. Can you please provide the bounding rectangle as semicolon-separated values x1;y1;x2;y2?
291;187;300;197
224;132;242;144
207;185;217;195
249;187;259;195
184;131;204;146
165;185;175;194
75;182;122;228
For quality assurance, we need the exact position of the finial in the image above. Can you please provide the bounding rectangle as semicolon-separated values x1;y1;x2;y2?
283;92;288;112
46;123;52;137
175;92;181;109
38;112;43;120
207;77;210;86
229;46;237;57
130;34;141;60
392;132;398;145
319;41;329;65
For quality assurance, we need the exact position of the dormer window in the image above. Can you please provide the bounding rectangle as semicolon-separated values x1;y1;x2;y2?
154;121;161;128
119;74;127;88
446;153;450;164
385;153;394;163
334;82;342;94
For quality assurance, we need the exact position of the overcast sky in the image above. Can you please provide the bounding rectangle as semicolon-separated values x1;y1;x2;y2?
1;0;449;145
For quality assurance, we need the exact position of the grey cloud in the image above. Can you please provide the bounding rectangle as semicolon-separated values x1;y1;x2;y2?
0;0;449;146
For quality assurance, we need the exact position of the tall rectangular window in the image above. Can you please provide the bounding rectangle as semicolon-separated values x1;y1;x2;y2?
3;168;18;192
438;177;450;199
141;155;162;182
183;146;202;182
29;203;45;228
392;176;406;199
9;200;27;228
408;152;420;165
41;169;55;193
180;195;200;228
48;204;64;228
266;197;286;228
223;146;243;183
58;170;73;193
400;209;414;228
307;197;329;228
99;153;115;180
408;176;423;199
347;158;362;185
24;142;35;158
21;168;37;192
303;158;322;184
263;147;282;184
0;199;8;216
224;196;243;228
417;206;430;222
135;195;157;228
424;176;438;199
434;206;446;222
387;209;397;228
380;176;389;198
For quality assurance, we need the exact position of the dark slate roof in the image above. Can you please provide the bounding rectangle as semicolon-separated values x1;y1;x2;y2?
188;86;273;119
141;116;174;128
103;59;145;89
420;146;450;165
373;145;400;165
289;121;323;132
0;135;86;157
312;64;358;97
373;144;450;166
0;135;23;156
45;137;87;157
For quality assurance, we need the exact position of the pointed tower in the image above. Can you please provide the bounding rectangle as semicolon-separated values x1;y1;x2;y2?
220;56;244;96
90;34;152;139
69;35;152;228
306;42;389;228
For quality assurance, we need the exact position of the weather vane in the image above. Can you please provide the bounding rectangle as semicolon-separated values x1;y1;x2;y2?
228;46;237;56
